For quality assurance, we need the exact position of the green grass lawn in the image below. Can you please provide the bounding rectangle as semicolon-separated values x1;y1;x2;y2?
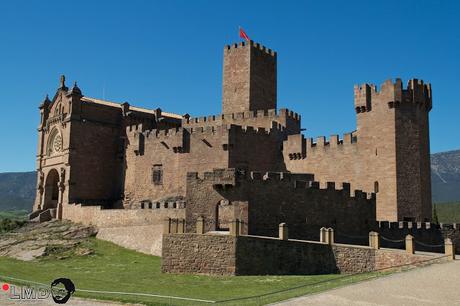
433;202;460;223
0;238;390;306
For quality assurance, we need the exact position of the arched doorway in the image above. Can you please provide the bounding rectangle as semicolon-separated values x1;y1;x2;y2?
43;169;60;210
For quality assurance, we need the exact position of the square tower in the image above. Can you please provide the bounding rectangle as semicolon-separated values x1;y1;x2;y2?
222;41;277;114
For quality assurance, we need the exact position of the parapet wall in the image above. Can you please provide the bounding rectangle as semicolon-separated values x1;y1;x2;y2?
63;203;185;256
284;132;358;160
122;123;288;207
182;108;300;134
224;40;277;56
188;168;375;199
376;221;460;254
284;78;432;222
185;168;375;240
63;203;185;227
161;233;444;275
354;78;432;113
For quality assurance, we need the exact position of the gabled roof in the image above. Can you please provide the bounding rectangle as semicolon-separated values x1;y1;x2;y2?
80;96;183;119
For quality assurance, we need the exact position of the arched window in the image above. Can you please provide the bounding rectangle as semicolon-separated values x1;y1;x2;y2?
374;181;379;193
47;128;63;156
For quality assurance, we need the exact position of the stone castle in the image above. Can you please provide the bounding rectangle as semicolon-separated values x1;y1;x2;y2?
31;40;434;257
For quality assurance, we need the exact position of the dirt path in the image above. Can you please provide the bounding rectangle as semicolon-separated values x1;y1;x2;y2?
275;260;460;306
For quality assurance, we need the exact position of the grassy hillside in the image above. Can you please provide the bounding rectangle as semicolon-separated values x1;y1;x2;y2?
0;238;387;305
0;210;28;220
433;202;460;223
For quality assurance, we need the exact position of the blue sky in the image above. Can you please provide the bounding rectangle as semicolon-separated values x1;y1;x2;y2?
0;0;459;172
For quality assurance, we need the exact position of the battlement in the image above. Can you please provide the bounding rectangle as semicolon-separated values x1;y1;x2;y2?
182;108;300;127
143;127;183;139
224;40;276;57
128;122;285;139
188;169;375;201
126;123;145;132
127;122;286;157
354;78;432;113
284;132;358;160
377;221;460;231
306;132;357;148
139;200;186;209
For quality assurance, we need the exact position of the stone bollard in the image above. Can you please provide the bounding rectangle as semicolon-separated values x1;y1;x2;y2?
320;227;327;243
369;231;380;249
445;238;455;260
279;223;288;240
163;217;171;234
326;228;334;245
405;235;414;254
196;217;205;234
230;219;240;237
177;219;185;233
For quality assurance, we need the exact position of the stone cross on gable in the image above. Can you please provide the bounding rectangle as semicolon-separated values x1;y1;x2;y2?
60;75;66;88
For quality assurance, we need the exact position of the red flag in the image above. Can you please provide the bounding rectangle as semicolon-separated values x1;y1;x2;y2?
239;27;250;41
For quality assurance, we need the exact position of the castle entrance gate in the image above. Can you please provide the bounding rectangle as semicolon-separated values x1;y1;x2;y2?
43;169;59;210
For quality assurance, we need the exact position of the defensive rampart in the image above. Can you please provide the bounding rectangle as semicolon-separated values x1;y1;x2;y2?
63;203;185;255
161;231;447;275
283;78;432;222
185;168;375;240
182;108;300;134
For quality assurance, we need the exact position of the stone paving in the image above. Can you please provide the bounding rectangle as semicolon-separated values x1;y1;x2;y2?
275;260;460;306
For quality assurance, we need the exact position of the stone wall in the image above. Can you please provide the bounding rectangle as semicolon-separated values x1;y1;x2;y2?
283;79;432;222
123;123;290;208
63;203;185;255
161;234;236;275
161;233;445;275
185;169;375;240
182;108;301;135
34;78;182;212
123;126;230;206
376;221;460;254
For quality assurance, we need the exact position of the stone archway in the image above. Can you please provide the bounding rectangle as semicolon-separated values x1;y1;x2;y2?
43;169;60;210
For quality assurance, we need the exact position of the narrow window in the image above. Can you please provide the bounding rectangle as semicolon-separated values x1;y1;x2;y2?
374;181;379;193
152;164;163;185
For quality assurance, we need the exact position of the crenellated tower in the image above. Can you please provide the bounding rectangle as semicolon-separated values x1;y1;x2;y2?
222;41;277;113
354;78;432;221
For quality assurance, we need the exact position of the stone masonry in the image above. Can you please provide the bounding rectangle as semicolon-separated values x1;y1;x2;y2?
161;233;445;276
32;39;434;259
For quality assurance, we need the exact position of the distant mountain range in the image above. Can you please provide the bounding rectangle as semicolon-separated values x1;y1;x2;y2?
1;149;459;211
431;149;460;203
0;171;36;211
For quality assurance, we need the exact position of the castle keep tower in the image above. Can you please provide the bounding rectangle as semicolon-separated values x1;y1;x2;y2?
283;77;433;222
354;79;432;221
222;41;277;113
